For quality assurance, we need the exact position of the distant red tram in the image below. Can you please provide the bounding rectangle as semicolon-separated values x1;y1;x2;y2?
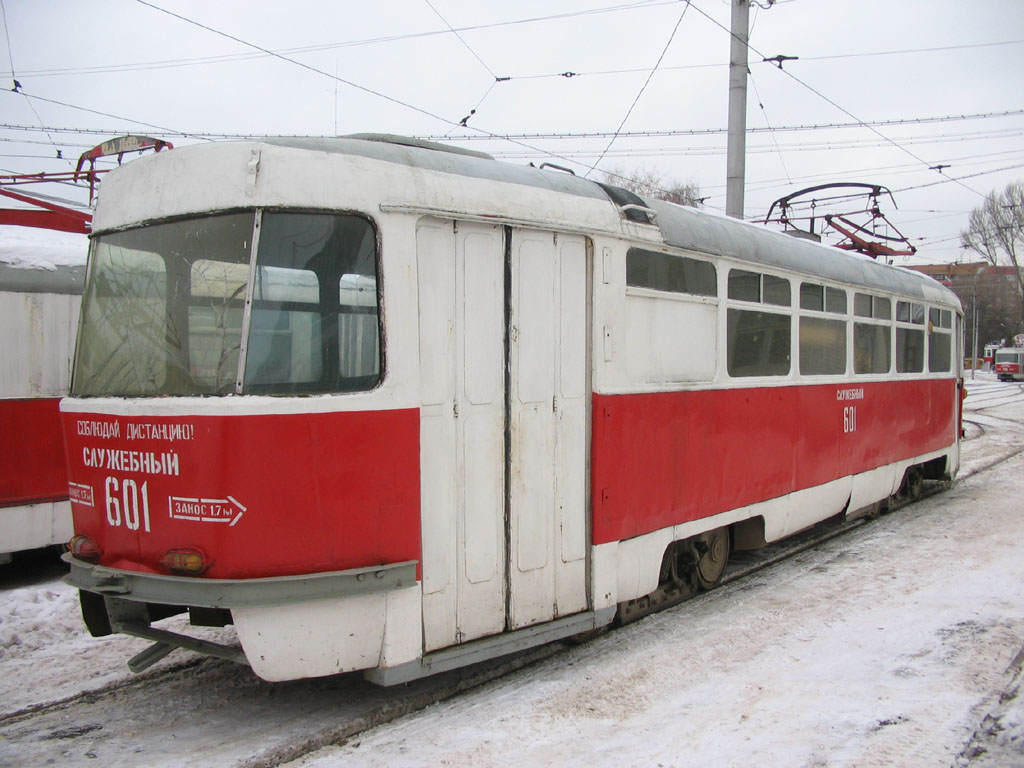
995;347;1024;381
62;136;963;683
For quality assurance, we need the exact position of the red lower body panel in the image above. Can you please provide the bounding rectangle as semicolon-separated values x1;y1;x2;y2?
62;407;420;579
591;379;956;545
0;397;68;507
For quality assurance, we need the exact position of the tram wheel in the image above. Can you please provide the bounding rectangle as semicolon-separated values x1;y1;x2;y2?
695;527;730;590
901;466;924;501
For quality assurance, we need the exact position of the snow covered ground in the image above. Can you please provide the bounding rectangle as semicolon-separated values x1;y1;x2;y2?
1;376;1023;767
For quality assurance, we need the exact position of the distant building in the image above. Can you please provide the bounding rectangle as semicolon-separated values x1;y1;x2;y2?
907;262;1023;362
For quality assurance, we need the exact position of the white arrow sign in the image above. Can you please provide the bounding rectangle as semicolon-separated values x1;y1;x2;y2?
168;495;246;526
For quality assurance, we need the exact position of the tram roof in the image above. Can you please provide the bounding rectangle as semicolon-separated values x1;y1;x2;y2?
100;135;961;310
261;136;959;309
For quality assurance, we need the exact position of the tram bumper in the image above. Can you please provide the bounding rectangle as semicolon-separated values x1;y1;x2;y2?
63;553;422;681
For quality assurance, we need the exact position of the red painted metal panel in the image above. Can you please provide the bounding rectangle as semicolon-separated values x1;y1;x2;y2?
61;408;421;579
0;397;68;507
592;380;957;544
0;208;90;234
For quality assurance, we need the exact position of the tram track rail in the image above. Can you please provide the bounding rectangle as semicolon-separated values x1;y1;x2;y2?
0;656;208;728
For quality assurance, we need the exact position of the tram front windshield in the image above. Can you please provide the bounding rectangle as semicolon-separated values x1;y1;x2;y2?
72;211;380;396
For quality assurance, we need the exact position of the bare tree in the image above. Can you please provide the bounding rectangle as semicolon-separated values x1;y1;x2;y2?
961;181;1024;330
602;166;703;207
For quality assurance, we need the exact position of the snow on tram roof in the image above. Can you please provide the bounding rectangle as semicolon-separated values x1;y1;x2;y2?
0;225;87;294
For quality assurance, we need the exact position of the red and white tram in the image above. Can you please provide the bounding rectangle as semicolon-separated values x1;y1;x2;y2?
61;136;962;683
0;254;83;562
994;347;1024;381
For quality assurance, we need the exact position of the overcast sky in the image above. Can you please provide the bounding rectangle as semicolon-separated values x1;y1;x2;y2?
2;0;1023;264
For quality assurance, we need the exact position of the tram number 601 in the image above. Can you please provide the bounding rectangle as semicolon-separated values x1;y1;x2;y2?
105;476;152;532
843;406;858;434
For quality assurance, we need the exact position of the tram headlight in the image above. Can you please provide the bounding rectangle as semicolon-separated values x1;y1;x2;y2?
68;534;102;564
159;547;211;576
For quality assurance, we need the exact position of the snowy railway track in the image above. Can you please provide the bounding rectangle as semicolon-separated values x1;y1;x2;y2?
0;478;996;768
0;656;207;727
0;635;565;768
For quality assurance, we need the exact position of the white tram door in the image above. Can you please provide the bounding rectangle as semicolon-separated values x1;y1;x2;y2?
416;220;590;650
507;229;589;630
417;219;507;651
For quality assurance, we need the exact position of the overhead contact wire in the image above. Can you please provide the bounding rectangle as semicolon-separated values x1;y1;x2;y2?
587;1;691;177
684;0;987;199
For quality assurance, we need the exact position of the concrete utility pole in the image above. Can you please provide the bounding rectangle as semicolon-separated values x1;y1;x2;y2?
726;0;749;220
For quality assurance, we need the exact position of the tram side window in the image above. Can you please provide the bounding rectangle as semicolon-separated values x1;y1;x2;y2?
897;300;926;325
729;269;791;306
799;282;847;375
928;307;952;372
800;317;846;375
626;248;717;296
854;293;891;321
894;301;925;373
244;213;380;394
853;292;892;375
727;269;791;377
897;328;925;373
727;309;791;377
800;282;848;315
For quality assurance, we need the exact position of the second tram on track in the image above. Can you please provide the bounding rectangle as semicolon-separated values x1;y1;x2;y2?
0;255;83;563
61;135;963;683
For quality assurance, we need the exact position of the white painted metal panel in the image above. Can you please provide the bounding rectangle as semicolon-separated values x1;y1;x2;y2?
513;406;553;574
416;226;454;408
417;221;459;651
454;224;506;642
557;240;588;574
463;233;502;406
419;413;455;597
508;231;589;629
462;412;501;584
625;293;717;383
516;241;555;405
0;291;79;398
417;219;505;652
0;500;73;553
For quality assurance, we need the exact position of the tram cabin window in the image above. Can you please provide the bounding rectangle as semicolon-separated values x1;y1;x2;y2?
71;211;381;397
626;248;717;297
245;213;380;394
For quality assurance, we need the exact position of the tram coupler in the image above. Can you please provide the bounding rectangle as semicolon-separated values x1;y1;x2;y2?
128;641;176;673
104;596;248;672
